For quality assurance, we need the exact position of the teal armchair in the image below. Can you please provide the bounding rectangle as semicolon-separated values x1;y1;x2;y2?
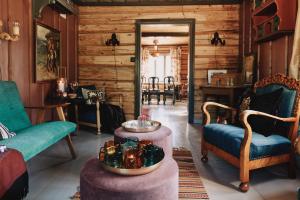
0;81;77;161
201;74;300;192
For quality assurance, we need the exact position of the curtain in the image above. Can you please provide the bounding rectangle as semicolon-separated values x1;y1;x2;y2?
170;47;181;82
289;0;300;79
141;48;150;77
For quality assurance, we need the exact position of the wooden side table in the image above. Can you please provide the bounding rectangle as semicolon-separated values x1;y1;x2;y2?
201;85;248;107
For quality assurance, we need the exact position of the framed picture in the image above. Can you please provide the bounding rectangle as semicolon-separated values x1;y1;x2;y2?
35;23;60;82
243;54;256;84
207;69;227;84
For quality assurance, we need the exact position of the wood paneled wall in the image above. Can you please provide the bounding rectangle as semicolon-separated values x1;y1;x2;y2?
78;5;240;120
0;0;78;123
240;1;295;80
180;45;189;86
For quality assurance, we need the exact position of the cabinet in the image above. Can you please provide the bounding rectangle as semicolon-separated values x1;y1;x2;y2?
252;0;297;42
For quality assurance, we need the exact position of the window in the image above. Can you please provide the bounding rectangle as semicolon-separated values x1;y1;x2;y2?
144;55;172;82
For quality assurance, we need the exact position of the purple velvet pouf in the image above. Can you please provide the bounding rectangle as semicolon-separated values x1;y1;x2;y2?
80;158;178;200
114;126;173;157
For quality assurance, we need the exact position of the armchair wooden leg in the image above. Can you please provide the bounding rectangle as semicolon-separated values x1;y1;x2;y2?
65;135;76;159
239;165;250;192
96;101;101;135
288;153;296;179
201;141;208;163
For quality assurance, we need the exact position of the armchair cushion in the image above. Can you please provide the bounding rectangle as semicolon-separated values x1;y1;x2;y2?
0;121;76;161
256;84;297;136
248;88;283;136
203;124;291;160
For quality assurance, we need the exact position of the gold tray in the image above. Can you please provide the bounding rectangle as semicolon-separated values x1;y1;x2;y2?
122;120;161;133
99;159;164;176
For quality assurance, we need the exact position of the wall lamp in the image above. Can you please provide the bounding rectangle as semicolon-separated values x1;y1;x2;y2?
0;20;20;42
105;33;120;46
211;32;225;46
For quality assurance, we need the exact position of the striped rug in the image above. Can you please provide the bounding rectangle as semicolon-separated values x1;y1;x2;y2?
71;148;209;200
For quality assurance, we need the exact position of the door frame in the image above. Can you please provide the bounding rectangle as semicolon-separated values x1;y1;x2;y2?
135;19;196;123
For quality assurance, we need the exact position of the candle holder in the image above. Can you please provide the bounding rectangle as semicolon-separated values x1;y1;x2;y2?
0;20;20;42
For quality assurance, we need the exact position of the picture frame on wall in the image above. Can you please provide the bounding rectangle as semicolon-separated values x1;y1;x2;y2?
207;69;227;85
35;23;60;82
243;53;256;84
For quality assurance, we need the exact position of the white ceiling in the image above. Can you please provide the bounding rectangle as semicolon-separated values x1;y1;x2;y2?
141;36;189;45
141;24;189;33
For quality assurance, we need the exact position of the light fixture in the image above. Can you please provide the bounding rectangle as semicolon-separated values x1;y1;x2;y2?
211;32;225;46
105;33;120;46
0;20;20;42
151;39;160;57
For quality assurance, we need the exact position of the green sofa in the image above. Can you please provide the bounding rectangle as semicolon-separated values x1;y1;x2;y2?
0;81;77;161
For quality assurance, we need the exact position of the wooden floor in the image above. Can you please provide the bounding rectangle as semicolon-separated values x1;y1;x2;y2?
26;101;300;200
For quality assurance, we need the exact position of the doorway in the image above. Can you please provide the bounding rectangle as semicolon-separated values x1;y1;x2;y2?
135;19;195;123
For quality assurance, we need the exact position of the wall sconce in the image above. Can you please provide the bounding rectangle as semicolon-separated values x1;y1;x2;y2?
0;20;20;42
105;33;120;46
211;32;225;46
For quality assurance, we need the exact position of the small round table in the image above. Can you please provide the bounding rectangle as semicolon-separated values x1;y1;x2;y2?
114;126;173;157
80;158;178;200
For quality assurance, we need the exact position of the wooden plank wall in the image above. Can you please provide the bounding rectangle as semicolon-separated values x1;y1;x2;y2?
0;1;78;123
78;5;240;121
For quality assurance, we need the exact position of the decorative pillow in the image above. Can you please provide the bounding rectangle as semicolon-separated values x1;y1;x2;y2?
86;89;105;105
0;123;16;140
248;88;283;137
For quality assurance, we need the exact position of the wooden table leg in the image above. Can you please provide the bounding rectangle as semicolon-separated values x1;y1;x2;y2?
56;106;77;159
56;106;66;121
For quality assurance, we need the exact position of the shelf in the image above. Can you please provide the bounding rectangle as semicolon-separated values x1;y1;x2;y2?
253;0;277;16
255;31;293;43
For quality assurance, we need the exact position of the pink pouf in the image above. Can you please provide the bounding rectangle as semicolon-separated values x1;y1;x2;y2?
114;126;173;157
80;158;178;200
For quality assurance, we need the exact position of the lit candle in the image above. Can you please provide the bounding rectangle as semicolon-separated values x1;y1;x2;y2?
12;22;20;36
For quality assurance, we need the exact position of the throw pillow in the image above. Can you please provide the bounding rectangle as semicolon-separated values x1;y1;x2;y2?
248;88;283;137
86;89;105;105
0;123;16;140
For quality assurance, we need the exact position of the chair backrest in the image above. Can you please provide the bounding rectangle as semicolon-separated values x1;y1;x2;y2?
0;81;31;132
254;74;300;118
148;77;159;91
164;76;175;91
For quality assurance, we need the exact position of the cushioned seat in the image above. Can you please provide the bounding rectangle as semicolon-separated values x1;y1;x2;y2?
0;121;76;161
204;124;291;160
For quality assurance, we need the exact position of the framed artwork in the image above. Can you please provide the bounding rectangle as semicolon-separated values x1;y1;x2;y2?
243;54;256;84
35;23;60;82
207;69;227;84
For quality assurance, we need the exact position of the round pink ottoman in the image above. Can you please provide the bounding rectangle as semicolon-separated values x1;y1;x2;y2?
80;158;178;200
114;126;173;157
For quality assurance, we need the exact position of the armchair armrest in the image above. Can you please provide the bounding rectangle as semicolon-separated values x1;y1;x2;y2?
239;110;298;164
202;102;237;125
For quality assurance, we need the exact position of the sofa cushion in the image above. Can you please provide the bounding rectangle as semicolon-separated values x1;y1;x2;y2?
0;81;32;132
203;124;291;160
248;88;283;137
0;121;76;161
256;84;297;136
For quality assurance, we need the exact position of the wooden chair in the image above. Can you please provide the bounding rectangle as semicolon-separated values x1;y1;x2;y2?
163;76;176;105
201;74;300;192
141;76;148;104
147;77;160;105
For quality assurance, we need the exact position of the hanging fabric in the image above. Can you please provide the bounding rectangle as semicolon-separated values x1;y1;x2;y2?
170;47;181;82
289;0;300;79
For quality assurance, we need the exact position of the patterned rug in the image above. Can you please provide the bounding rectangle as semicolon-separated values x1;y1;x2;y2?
71;148;209;200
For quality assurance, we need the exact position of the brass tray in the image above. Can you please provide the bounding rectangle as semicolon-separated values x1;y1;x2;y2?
122;120;161;133
99;158;164;176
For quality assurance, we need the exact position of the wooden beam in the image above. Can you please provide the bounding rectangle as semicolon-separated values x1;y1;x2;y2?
73;0;240;6
142;32;189;37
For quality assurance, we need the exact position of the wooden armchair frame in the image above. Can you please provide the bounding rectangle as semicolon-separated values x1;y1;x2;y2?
201;74;300;192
